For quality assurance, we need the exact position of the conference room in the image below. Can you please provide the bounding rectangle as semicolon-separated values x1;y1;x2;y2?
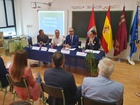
0;0;140;105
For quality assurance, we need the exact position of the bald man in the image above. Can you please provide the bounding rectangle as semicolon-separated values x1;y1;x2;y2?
82;58;124;105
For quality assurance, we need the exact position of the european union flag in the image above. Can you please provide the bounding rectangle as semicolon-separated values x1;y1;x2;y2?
129;6;139;58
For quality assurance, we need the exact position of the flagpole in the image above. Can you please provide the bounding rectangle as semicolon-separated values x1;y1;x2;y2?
92;4;94;8
117;4;122;64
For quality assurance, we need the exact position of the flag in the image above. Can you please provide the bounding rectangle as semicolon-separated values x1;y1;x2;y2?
87;8;96;37
101;6;113;53
114;6;128;56
129;6;139;58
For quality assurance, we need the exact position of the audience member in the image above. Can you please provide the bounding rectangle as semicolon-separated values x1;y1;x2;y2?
44;52;81;105
65;28;79;48
9;49;42;101
85;30;100;50
0;56;9;88
82;58;124;105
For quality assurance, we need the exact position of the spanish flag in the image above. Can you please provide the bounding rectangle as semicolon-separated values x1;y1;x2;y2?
101;6;113;53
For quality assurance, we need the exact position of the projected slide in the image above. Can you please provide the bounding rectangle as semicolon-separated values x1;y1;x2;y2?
38;11;65;35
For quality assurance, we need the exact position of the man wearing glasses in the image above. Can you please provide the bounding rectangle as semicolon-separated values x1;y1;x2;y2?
65;28;79;48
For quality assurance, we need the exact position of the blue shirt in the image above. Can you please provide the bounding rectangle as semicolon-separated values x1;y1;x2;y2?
82;75;124;105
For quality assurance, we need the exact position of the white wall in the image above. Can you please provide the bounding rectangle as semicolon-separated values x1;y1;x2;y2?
14;0;140;60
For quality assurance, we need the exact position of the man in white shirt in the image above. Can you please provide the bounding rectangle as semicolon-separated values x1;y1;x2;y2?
51;29;63;47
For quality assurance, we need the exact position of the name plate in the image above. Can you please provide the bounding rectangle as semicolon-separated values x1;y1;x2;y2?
85;49;93;53
69;48;76;51
48;48;57;53
85;49;100;54
76;52;87;57
61;49;70;54
93;50;100;54
32;46;40;50
41;47;47;51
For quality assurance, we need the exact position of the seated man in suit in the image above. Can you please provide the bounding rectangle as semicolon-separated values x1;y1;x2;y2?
0;56;9;88
51;29;64;47
65;28;79;48
85;30;100;50
37;29;49;46
44;52;81;105
82;58;124;105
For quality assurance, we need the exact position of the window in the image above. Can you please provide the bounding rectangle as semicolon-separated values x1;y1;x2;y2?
0;0;16;37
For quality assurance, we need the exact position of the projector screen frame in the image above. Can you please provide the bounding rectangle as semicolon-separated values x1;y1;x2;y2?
38;10;68;37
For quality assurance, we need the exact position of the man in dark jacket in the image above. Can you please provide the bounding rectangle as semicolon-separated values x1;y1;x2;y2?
0;57;9;88
37;29;49;46
85;30;100;50
44;52;81;105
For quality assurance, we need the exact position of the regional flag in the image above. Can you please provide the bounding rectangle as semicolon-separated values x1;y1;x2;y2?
101;6;113;53
114;6;128;56
129;6;139;58
87;8;96;37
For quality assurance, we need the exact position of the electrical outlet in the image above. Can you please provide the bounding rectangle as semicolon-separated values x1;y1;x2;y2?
27;25;32;27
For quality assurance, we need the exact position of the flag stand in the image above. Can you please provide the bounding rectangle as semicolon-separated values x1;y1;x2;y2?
127;56;135;65
117;58;121;62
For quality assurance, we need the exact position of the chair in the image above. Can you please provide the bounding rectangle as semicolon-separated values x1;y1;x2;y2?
9;101;31;105
28;36;33;47
78;41;82;48
0;81;8;105
6;74;34;105
40;82;65;105
49;38;52;44
81;97;116;105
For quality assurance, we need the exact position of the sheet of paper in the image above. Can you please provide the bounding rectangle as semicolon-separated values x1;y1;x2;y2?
61;49;70;54
85;49;93;53
93;50;100;54
32;46;40;50
48;48;57;53
69;48;76;51
41;47;47;51
65;48;70;50
76;52;87;57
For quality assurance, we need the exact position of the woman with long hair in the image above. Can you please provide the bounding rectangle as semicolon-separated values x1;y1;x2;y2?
9;49;41;101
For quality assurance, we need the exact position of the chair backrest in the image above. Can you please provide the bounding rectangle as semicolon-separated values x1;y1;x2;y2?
49;38;52;43
9;101;31;105
41;82;64;99
28;36;33;46
78;41;81;46
82;97;116;105
6;74;28;88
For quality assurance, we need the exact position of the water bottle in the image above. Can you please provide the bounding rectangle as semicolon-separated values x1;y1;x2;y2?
82;47;85;52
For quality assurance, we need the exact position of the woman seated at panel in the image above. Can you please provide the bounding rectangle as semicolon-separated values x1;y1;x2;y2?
9;49;42;101
0;56;9;88
85;30;100;50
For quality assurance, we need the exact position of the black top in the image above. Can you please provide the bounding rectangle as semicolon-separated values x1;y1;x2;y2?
44;67;77;105
0;57;9;87
85;37;100;50
37;34;49;45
